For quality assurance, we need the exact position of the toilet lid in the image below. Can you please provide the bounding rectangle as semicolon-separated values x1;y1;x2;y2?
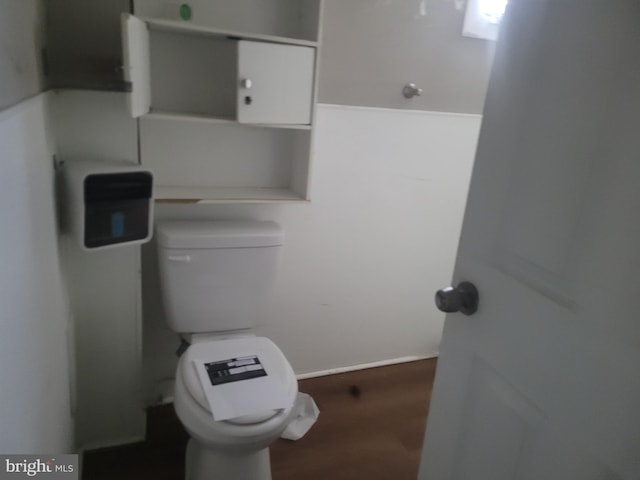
179;336;296;425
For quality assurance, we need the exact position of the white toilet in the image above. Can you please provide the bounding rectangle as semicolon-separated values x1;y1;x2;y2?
156;220;298;480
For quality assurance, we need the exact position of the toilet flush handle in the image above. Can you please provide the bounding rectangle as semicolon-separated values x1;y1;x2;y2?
167;255;191;263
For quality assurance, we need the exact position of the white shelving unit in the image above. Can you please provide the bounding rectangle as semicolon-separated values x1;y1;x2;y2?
125;0;323;203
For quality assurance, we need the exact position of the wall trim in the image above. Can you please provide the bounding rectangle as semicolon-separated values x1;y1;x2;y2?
295;354;438;380
317;102;483;120
0;90;49;121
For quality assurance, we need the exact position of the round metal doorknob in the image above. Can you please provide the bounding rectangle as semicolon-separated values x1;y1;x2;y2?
435;281;479;315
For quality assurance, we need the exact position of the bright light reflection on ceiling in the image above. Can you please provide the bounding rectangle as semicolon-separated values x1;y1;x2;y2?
479;0;508;24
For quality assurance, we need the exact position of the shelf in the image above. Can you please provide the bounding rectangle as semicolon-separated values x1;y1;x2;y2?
154;186;309;204
146;111;312;130
142;17;319;48
126;2;319;205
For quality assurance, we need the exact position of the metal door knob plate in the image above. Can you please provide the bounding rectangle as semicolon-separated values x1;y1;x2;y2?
435;281;479;315
403;83;423;98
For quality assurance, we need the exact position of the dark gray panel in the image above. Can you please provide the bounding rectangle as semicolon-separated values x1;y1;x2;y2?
0;0;45;110
318;0;494;114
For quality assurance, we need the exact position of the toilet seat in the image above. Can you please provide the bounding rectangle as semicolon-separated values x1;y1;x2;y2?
179;336;297;425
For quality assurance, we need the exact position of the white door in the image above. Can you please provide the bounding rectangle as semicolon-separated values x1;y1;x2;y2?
419;1;640;479
236;41;315;125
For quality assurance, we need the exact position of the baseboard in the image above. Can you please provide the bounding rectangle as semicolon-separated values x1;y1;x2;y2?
79;434;146;453
295;354;437;380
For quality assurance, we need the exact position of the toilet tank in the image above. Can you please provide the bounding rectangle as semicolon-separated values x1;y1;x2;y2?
156;220;283;334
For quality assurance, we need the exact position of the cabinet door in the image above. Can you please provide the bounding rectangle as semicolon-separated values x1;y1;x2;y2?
237;41;315;125
121;14;151;118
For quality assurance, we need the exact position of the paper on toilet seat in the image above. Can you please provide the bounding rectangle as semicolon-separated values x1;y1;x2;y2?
193;356;292;421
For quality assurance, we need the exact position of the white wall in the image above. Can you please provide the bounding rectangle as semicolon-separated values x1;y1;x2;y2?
143;104;480;402
0;94;73;453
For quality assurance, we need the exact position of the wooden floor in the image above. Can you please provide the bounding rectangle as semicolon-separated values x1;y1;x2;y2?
82;358;437;480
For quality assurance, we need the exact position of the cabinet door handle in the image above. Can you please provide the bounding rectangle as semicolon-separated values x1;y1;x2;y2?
241;78;253;89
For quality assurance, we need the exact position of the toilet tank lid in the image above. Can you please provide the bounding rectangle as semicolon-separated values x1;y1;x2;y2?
156;220;283;249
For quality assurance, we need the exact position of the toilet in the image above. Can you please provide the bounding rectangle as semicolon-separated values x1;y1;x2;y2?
156;220;298;480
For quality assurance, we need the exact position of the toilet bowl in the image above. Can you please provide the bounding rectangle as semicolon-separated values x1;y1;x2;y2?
173;336;298;480
175;336;298;450
155;220;295;480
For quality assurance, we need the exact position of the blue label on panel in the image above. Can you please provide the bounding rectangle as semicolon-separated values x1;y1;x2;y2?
111;212;125;238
